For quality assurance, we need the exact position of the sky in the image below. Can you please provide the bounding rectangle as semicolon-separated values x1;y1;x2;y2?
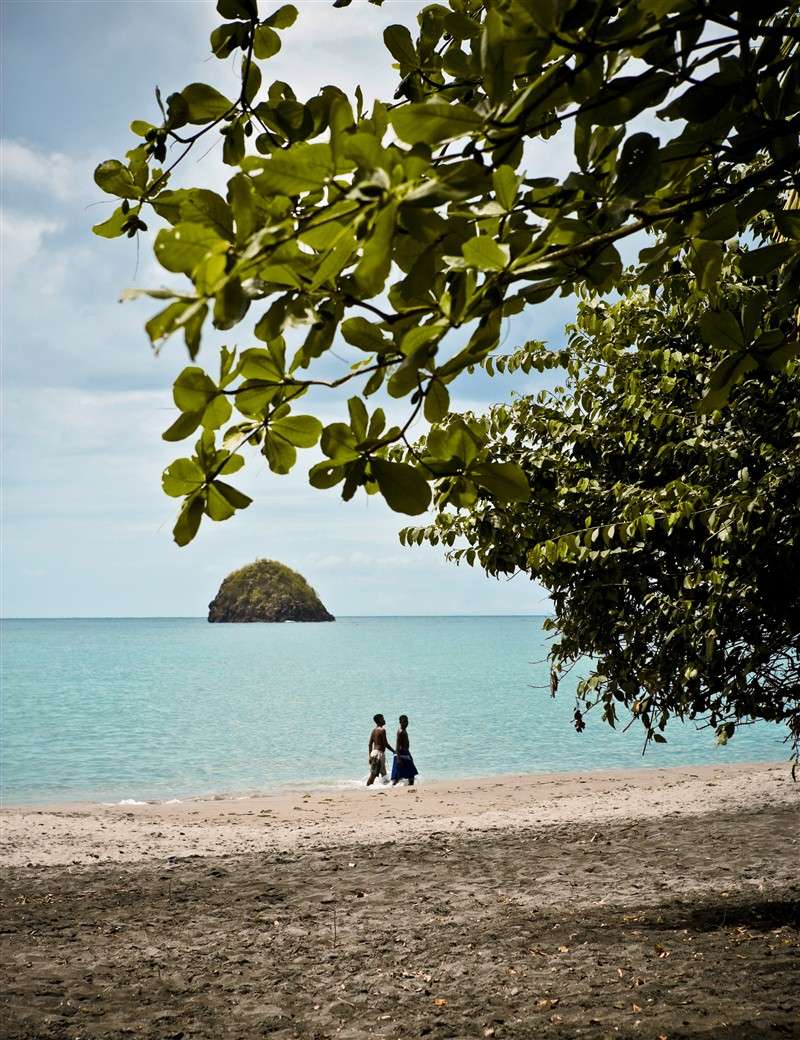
0;0;577;619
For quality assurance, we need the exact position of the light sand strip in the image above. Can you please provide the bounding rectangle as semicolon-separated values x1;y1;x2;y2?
1;761;796;867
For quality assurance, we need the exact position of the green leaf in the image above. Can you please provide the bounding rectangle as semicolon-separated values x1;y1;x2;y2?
254;25;282;60
699;310;745;351
341;317;391;352
371;459;431;515
590;72;671;126
223;121;246;166
321;422;359;463
214;276;250;330
173;367;218;412
178;188;235;240
271;414;322;447
202;394;233;430
227;173;257;241
145;300;190;346
353;201;397;298
760;338;800;373
387;359;421;399
300;221;347;250
367;407;386;440
213;479;252;509
206;483;236;521
181;83;233;124
347;396;369;440
154;224;226;275
739;243;794;278
252;142;332;195
130;120;156;137
120;285;193;306
263;4;298;28
239;348;282;381
470;461;531;502
462;236;509;272
94;160;142;199
424;379;450;422
697;204;738;241
92;206;128;238
217;0;257;18
162;411;203;442
235;380;280;416
492;165;519;210
182;301;209;360
263;430;296;473
162;458;205;497
698;353;758;413
173;495;205;547
210;22;248;59
389;102;482;146
432;418;482;464
166;92;189;130
614;132;659;198
342;131;382;169
309;461;345;489
310;226;358;289
219;452;245;475
690;240;723;291
384;25;417;66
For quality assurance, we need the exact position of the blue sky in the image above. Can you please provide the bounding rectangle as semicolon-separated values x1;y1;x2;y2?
1;0;575;618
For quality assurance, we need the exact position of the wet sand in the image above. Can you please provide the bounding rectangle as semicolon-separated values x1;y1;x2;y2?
1;763;798;1038
1;762;794;867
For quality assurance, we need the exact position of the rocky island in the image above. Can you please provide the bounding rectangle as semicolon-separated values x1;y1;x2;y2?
208;559;334;623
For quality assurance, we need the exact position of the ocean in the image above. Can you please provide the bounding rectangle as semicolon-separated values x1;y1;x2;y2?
0;616;788;806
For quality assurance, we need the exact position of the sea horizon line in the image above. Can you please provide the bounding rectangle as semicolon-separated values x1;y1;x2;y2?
0;613;555;621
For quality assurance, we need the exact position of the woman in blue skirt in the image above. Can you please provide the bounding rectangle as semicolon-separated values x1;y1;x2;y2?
391;714;419;786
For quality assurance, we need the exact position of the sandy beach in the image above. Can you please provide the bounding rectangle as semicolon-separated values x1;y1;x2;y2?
1;762;798;1038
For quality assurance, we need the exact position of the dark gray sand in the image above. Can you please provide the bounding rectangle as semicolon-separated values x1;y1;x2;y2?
1;803;798;1039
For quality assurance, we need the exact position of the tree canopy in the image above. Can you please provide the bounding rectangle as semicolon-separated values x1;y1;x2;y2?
93;0;800;546
402;242;800;762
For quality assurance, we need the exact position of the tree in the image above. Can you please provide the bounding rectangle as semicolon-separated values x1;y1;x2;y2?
93;0;800;545
401;238;800;763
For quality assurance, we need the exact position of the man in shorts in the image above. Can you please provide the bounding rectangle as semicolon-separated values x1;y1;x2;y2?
367;713;394;786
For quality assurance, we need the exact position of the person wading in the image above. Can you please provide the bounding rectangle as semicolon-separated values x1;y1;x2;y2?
367;713;394;786
391;714;419;786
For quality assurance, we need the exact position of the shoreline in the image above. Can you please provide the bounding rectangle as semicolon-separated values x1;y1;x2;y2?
1;760;795;867
0;756;787;812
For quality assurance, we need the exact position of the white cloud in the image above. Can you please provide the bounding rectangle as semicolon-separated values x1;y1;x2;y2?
305;549;414;570
1;139;84;202
1;380;550;617
0;207;62;279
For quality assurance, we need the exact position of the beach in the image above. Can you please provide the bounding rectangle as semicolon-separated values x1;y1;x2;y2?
1;762;798;1038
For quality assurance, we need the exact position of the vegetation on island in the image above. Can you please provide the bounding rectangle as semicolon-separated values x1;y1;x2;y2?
94;0;800;759
208;559;334;622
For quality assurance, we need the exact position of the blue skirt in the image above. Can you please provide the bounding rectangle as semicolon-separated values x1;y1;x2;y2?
391;753;418;782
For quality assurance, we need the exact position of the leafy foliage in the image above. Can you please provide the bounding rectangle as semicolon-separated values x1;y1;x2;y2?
207;558;334;621
93;0;800;544
402;247;800;763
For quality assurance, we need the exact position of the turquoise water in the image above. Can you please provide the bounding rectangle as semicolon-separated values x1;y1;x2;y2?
0;617;788;805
